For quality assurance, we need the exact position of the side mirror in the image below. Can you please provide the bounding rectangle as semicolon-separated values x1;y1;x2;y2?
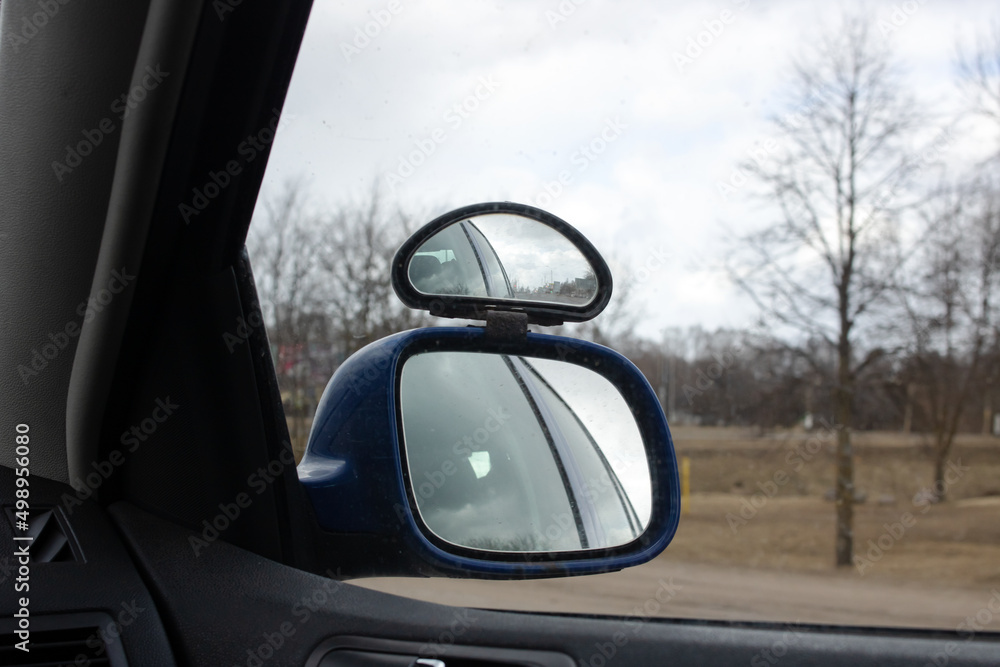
400;349;651;553
298;327;680;578
392;202;613;325
298;202;678;579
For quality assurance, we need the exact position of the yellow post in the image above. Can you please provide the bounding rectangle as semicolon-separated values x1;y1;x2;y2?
680;456;690;515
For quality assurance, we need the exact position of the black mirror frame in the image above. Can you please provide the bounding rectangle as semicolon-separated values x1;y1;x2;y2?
391;202;613;326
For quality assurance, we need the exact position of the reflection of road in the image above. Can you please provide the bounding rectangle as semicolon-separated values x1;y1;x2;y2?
515;292;590;306
353;558;990;629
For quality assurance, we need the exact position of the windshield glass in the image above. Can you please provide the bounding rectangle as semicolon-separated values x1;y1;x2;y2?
251;0;1000;632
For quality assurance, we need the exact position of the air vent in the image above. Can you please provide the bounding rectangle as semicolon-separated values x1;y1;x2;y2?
3;505;84;562
0;612;128;666
308;636;573;667
0;625;110;666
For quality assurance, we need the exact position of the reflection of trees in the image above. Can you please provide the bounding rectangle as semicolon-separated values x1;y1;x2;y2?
436;283;469;295
511;270;597;304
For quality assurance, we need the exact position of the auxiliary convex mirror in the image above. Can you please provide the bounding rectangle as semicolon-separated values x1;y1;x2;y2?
392;203;612;325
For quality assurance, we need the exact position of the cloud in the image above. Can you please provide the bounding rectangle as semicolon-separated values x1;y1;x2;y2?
263;0;1000;339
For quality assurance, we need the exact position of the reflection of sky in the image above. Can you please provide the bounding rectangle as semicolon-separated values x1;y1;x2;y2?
469;214;594;290
530;358;652;526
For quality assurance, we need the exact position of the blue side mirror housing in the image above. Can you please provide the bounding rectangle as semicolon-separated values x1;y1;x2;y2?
298;326;680;579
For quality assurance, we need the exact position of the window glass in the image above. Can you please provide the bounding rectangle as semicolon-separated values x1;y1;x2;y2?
410;222;488;296
252;0;1000;631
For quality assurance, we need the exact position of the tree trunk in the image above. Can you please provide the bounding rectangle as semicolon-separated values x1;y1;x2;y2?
903;382;914;434
834;336;854;567
933;450;946;502
983;390;992;435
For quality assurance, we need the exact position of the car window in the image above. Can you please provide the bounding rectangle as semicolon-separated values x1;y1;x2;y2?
249;0;1000;632
410;221;489;297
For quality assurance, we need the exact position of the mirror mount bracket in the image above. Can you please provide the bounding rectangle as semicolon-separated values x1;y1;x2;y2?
484;310;529;341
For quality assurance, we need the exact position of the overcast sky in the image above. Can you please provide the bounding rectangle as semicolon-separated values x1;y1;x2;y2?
260;0;999;340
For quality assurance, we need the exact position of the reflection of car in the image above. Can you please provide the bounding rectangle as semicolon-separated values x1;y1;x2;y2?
409;219;514;298
400;352;642;552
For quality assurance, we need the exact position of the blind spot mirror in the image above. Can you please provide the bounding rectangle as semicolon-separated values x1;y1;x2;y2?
392;203;612;325
409;215;598;306
399;351;652;553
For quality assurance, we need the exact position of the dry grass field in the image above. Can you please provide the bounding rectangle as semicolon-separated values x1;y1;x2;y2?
354;427;1000;629
666;426;1000;587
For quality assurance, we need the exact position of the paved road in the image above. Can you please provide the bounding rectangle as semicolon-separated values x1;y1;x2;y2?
354;558;997;630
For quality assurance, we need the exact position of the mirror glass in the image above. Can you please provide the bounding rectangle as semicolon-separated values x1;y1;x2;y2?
399;351;652;552
407;213;599;307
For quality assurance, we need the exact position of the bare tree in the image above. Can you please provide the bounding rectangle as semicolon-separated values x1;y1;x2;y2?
248;180;431;455
249;179;326;349
900;179;1000;499
957;19;1000;433
729;14;925;567
315;184;428;359
958;20;1000;137
554;255;640;347
247;179;329;453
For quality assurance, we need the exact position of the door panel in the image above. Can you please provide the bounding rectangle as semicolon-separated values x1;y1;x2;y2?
109;502;1000;667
